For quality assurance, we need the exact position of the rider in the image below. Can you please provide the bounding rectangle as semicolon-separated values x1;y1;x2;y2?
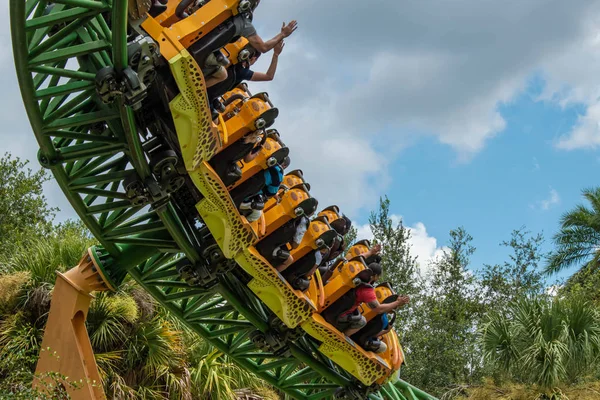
320;241;382;284
207;40;285;104
206;0;297;88
210;130;265;186
234;156;290;222
324;263;409;337
256;213;311;272
350;309;396;354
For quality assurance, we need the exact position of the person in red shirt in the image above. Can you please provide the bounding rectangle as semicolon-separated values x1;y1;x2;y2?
335;263;410;336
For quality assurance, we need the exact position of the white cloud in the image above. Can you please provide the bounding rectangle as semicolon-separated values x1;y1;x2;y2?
5;0;600;222
250;0;600;212
546;284;562;297
555;101;600;150
532;187;561;211
352;217;446;273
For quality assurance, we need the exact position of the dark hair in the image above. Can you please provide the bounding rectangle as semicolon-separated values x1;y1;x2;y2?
330;218;346;234
342;215;352;234
368;262;382;276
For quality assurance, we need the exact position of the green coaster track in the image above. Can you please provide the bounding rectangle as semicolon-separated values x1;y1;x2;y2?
9;1;437;399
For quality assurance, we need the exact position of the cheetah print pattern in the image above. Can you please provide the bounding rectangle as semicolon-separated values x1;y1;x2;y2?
302;315;390;386
236;246;315;328
168;50;221;171
193;162;256;258
168;46;391;387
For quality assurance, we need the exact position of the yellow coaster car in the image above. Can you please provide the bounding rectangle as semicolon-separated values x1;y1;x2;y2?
134;0;403;388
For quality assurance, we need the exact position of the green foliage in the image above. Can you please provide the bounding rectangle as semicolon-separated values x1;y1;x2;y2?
0;222;94;285
402;228;484;395
481;295;600;389
559;261;600;304
481;228;546;310
0;153;57;254
0;227;275;400
344;224;358;248
546;187;600;275
368;196;419;295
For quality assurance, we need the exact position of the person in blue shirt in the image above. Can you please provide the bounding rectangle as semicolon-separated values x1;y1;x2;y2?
207;40;285;106
232;156;290;222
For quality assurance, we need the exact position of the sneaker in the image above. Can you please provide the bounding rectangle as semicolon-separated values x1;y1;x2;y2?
240;200;252;210
272;248;290;262
246;209;262;222
251;195;265;210
226;164;242;181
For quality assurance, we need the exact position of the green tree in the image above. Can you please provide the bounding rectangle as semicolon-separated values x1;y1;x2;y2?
0;153;57;254
481;228;546;310
368;196;419;295
481;295;600;390
0;227;277;400
546;187;600;276
402;228;484;395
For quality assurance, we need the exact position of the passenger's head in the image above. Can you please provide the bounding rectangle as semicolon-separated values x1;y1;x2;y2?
280;156;291;170
248;49;261;65
330;218;346;235
341;215;352;234
368;262;382;282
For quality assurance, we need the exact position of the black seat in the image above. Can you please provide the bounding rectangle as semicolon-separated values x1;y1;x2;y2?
296;197;318;216
255;216;308;267
321;287;360;328
281;228;338;282
188;17;239;74
270;147;289;166
229;169;268;208
350;312;397;350
210;134;259;185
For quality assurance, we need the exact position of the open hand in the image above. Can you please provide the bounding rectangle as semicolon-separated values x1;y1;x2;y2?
395;295;410;308
371;243;382;255
281;20;298;37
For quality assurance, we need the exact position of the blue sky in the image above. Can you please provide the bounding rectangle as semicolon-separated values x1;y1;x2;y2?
383;77;594;280
2;1;600;284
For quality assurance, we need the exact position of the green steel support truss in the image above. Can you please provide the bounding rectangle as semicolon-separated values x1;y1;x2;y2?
9;1;437;399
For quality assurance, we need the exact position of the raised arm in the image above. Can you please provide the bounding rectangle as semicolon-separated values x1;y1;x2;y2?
251;41;284;82
247;21;297;53
366;295;409;314
360;243;381;259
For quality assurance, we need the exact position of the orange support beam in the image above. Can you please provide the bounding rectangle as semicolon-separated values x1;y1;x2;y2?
34;248;113;400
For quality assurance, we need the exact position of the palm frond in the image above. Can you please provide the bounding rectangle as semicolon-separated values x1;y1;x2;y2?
547;187;600;275
480;295;600;388
582;187;600;216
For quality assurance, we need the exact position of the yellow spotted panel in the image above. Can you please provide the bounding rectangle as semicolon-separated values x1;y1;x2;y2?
193;161;256;258
302;314;391;386
236;246;316;328
168;50;221;171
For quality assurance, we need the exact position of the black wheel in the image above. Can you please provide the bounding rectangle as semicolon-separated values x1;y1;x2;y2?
149;150;178;175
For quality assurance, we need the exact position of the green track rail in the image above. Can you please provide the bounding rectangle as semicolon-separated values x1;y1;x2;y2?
9;1;436;399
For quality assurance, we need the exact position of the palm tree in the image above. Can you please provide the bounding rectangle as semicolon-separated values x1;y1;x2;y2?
546;187;600;275
481;295;600;390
